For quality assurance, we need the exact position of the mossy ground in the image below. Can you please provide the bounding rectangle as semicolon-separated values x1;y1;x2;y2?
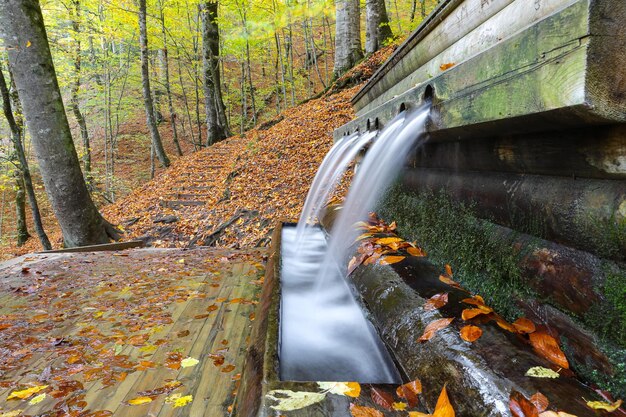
377;185;626;397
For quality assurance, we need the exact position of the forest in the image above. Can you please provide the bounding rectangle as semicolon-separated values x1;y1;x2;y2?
0;0;436;255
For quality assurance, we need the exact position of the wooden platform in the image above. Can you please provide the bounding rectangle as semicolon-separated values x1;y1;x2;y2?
0;247;266;417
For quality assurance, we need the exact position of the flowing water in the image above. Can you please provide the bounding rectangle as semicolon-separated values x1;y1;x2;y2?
280;104;430;382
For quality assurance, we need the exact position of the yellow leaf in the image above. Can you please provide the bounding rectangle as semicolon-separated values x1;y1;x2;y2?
586;399;622;412
409;412;431;417
166;393;193;408
177;259;185;264
392;402;407;410
181;357;199;368
433;385;455;417
525;366;560;379
317;382;360;398
266;390;326;411
379;256;405;265
0;411;24;417
7;385;48;400
26;41;31;48
28;393;46;405
128;396;153;405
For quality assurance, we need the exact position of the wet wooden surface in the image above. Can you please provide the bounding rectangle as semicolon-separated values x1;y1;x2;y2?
0;247;266;417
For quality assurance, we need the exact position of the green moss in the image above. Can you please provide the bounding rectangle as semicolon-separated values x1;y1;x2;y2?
377;185;531;320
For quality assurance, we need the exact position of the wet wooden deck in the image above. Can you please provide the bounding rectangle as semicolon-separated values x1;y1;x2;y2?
0;247;266;417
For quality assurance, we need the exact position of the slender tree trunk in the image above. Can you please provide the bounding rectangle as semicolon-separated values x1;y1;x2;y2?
366;0;393;54
201;0;229;145
1;60;52;250
159;4;183;156
176;47;198;150
334;0;363;77
0;0;118;247
14;173;29;246
68;0;92;177
138;0;170;167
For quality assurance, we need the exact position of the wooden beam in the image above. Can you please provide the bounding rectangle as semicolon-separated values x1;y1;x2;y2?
39;240;145;253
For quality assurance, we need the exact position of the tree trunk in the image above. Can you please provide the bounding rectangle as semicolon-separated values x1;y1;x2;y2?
334;0;363;77
159;4;183;156
1;59;52;250
14;173;29;246
68;0;92;178
201;0;229;146
138;0;170;167
365;0;393;54
0;0;118;247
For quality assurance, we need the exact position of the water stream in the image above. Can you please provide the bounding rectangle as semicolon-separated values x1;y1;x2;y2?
280;104;430;382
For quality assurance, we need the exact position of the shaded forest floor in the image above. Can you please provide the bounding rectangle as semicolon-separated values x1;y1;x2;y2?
1;45;395;259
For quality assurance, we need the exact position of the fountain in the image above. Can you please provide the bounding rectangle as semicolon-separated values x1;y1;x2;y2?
235;0;625;415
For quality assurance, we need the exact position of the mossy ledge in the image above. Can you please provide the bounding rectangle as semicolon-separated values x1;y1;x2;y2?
377;184;626;397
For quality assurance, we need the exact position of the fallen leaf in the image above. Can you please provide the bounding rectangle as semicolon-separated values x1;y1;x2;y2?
181;357;199;368
266;390;326;411
375;237;403;245
461;308;491;321
407;246;426;257
408;412;431;417
0;411;24;417
509;391;539;417
586;399;622;412
460;325;482;342
539;412;578;417
127;396;153;405
206;304;218;312
419;318;454;342
317;382;360;398
370;386;394;410
379;256;405;265
26;40;32;47
7;385;48;400
396;378;422;407
461;295;486;306
349;403;384;417
530;392;549;413
494;315;516;333
393;402;408;410
433;385;455;417
28;393;46;405
525;367;560;379
440;62;455;71
513;318;536;334
424;293;448;311
165;393;193;408
177;330;190;338
222;364;236;373
529;332;569;369
439;275;462;289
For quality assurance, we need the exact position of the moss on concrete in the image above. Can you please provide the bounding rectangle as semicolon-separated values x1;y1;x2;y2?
378;184;531;320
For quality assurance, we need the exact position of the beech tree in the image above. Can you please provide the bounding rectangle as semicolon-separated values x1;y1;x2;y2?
138;0;170;167
202;0;230;146
365;0;393;54
0;61;52;250
0;0;119;247
334;0;363;77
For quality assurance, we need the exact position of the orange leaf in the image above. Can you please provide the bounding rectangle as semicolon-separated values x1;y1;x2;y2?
513;318;536;334
221;364;236;373
445;264;453;277
529;332;569;369
396;378;422;407
461;308;490;321
461;295;486;307
350;403;384;417
433;385;455;417
375;237;404;245
418;318;454;342
439;275;462;289
494;315;516;333
424;293;448;311
379;256;405;265
460;325;482;342
509;391;539;417
407;246;426;257
439;62;455;71
370;387;394;410
207;304;218;312
409;412;431;417
529;392;549;413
